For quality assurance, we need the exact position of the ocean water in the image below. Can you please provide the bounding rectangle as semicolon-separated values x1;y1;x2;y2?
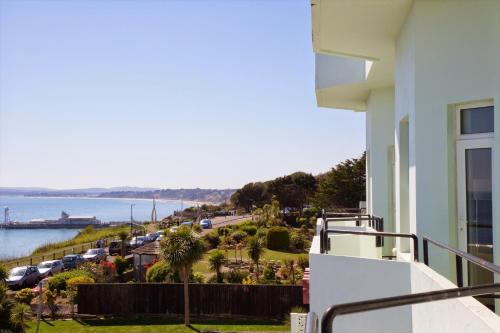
0;196;185;259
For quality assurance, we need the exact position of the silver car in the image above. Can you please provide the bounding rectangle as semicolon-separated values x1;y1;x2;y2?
6;266;41;289
37;260;64;278
82;248;107;263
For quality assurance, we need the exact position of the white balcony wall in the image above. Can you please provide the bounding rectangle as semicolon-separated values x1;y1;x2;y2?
394;0;500;287
309;237;500;332
366;88;395;257
315;54;366;89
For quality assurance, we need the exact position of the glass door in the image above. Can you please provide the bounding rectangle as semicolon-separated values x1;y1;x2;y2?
457;139;494;308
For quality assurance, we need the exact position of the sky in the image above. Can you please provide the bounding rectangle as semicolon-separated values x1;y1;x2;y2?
0;0;365;190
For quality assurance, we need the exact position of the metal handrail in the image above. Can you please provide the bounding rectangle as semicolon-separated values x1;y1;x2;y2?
323;229;419;262
324;216;384;247
320;282;500;333
305;312;318;333
423;236;500;287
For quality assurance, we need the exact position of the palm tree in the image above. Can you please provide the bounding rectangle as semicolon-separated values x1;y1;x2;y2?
118;231;129;257
10;303;31;333
247;236;264;281
161;226;205;325
208;250;225;283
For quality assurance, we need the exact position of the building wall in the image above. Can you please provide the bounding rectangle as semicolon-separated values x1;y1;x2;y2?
366;87;395;256
393;0;500;283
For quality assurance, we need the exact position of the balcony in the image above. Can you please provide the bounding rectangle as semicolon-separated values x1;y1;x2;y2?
302;212;500;333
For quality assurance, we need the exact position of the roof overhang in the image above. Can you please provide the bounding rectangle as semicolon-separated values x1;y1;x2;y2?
312;0;412;111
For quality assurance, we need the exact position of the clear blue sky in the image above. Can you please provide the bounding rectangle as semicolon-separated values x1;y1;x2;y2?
0;0;365;189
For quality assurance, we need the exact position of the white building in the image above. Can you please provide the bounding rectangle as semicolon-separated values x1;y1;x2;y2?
306;1;500;332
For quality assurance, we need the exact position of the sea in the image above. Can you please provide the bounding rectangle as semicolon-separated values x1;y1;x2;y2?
0;195;186;259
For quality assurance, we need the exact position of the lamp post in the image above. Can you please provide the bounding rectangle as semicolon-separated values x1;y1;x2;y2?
130;204;135;234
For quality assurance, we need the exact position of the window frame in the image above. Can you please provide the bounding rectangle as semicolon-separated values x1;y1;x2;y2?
456;101;494;140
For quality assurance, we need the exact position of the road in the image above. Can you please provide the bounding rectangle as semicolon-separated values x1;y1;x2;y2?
201;214;253;235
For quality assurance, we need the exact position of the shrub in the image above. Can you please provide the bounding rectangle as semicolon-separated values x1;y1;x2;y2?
48;270;92;293
145;260;178;283
66;276;95;290
193;224;202;233
240;225;257;236
297;255;309;271
44;290;58;320
217;227;231;237
225;269;248;283
204;230;221;249
114;256;129;276
290;231;305;251
14;288;35;305
231;230;247;244
263;265;275;281
266;227;290;250
191;272;205;283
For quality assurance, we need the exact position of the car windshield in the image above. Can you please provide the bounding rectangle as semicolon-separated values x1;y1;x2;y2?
10;268;26;276
86;249;98;255
63;256;75;261
37;262;52;268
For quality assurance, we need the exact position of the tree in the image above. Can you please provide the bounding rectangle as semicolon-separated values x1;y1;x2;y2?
267;172;316;211
0;285;15;330
231;182;269;212
161;227;205;325
208;250;225;283
246;236;264;281
118;231;129;257
313;152;366;209
10;303;31;333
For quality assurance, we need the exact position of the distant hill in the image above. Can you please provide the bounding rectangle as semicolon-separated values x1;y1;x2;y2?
0;187;235;204
98;188;235;204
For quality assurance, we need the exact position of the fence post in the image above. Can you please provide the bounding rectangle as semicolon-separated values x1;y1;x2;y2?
63;250;66;256
456;255;463;287
72;248;75;254
30;258;33;265
53;253;56;260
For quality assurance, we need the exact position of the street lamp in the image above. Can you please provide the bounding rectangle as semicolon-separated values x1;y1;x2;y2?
130;204;135;234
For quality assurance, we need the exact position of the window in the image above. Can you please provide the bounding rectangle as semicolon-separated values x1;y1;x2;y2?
460;105;494;134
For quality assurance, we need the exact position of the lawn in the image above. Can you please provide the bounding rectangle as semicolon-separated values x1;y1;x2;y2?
193;248;306;274
26;317;289;332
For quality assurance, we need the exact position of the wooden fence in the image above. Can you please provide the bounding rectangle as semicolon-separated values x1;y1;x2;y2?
78;283;303;317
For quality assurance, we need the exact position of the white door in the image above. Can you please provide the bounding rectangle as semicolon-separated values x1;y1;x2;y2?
456;138;494;288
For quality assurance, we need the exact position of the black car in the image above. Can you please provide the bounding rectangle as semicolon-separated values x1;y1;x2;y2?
62;254;85;269
108;240;131;256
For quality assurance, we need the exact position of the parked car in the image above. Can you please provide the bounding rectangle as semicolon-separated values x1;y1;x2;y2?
200;219;213;229
108;240;131;256
62;254;85;269
82;248;107;263
130;236;146;248
6;266;41;289
180;221;193;228
37;260;64;278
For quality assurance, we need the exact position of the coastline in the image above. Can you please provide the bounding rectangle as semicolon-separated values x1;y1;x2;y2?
1;194;215;207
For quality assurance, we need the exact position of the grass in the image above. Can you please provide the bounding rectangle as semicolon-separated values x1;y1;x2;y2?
193;248;306;274
26;317;289;332
31;225;130;254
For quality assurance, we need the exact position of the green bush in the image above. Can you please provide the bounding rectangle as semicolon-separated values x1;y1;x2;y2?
145;260;178;283
225;269;249;283
204;230;221;249
231;230;247;243
193;224;202;233
14;288;35;305
190;272;205;283
66;276;95;290
290;231;305;250
297;255;309;271
240;225;257;236
266;227;290;250
217;227;231;237
48;270;92;293
114;256;129;276
263;265;275;281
